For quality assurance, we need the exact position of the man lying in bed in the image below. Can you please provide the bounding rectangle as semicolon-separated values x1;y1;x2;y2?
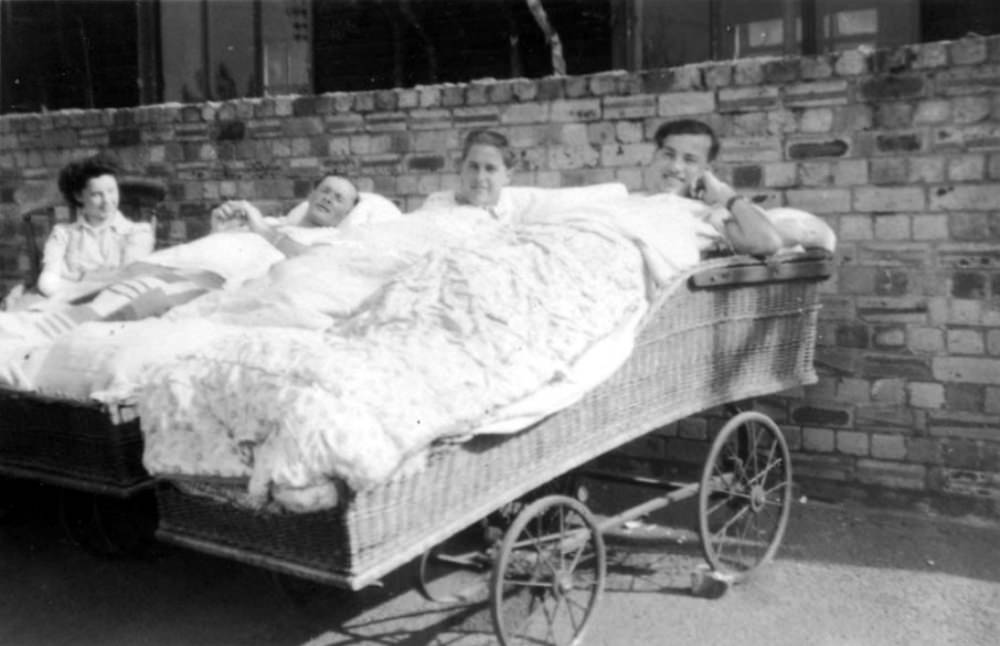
211;174;402;254
645;119;835;257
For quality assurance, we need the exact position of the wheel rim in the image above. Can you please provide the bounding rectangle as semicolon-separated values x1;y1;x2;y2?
490;495;605;646
698;411;792;582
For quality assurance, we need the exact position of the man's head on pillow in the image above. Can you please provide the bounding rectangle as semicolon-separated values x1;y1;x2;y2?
300;175;361;227
645;119;720;198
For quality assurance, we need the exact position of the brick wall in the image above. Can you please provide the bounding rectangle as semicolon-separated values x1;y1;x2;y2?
1;35;998;515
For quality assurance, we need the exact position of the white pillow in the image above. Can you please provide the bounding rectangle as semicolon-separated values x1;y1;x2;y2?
765;207;837;252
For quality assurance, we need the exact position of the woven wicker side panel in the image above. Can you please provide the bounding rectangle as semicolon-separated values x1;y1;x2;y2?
0;391;147;488
342;277;821;576
156;483;350;571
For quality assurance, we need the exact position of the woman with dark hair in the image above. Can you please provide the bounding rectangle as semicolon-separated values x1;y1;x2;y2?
421;129;521;221
37;153;155;298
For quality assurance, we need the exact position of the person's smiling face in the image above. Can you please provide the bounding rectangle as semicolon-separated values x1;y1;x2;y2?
304;176;358;227
77;174;120;226
645;133;713;197
458;143;511;208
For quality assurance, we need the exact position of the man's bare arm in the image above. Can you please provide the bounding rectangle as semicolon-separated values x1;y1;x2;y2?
700;171;782;256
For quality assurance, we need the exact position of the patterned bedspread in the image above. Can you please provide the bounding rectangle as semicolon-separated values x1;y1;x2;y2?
137;204;681;512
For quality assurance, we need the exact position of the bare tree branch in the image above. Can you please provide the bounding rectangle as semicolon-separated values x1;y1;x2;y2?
525;0;566;76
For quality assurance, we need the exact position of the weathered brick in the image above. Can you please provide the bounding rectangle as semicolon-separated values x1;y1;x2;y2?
872;434;907;460
870;158;908;184
950;38;989;66
874;102;914;129
550;99;601;122
718;86;779;112
702;63;733;88
802;427;836;452
952;96;992;124
837;431;869;456
729;112;770;136
785;80;850;107
854;186;925;212
834;49;868;76
787;138;849;159
988;153;1000;179
716;136;783;163
657;91;716;117
731;165;762;188
947;154;985;181
874;215;911;241
763;162;797;187
799;108;834;133
800;55;834;80
862;354;932;380
930;185;998;211
962;123;1000;149
914;41;949;69
935;65;1000;96
859;75;925;101
913;99;951;124
599;142;654;167
856;459;926;490
933;357;1000;384
602;94;656;120
799;162;831;187
909;381;945;408
927;410;998;441
873;325;906;347
793;403;852;428
832;159;869;185
912;215;948;240
839;215;873;240
952;272;987;298
875;132;924;153
947;328;986;354
547;145;600;170
836;377;871;403
986;386;1000;413
500;102;550;124
945;382;985;412
785;188;851;213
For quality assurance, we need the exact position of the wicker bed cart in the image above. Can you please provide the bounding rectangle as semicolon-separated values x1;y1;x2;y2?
0;393;156;555
155;250;832;646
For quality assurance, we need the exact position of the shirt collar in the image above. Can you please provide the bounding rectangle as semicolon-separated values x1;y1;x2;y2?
74;210;128;233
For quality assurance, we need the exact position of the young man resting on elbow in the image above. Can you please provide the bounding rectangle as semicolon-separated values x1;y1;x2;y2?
645;119;783;257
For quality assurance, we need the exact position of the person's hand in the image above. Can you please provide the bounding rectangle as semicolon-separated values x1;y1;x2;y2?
698;170;738;208
229;200;270;235
210;201;249;232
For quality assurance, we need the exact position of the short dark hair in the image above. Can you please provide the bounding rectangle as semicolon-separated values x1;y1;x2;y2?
653;119;720;161
461;129;516;169
57;152;122;207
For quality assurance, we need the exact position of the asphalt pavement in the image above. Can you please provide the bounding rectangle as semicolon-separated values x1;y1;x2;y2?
1;478;998;646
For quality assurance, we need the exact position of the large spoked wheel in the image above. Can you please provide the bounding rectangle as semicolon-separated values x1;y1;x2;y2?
698;411;792;582
490;495;605;646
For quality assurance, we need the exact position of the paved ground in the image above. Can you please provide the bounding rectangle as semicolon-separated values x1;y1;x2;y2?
1;478;998;646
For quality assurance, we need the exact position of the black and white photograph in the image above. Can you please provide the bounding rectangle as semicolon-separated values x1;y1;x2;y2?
0;1;998;644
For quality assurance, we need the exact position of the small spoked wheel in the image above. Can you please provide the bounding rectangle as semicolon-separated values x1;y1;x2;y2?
490;495;605;646
698;411;792;582
417;524;495;604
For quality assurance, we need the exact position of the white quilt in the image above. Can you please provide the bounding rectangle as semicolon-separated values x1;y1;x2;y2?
137;195;715;512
